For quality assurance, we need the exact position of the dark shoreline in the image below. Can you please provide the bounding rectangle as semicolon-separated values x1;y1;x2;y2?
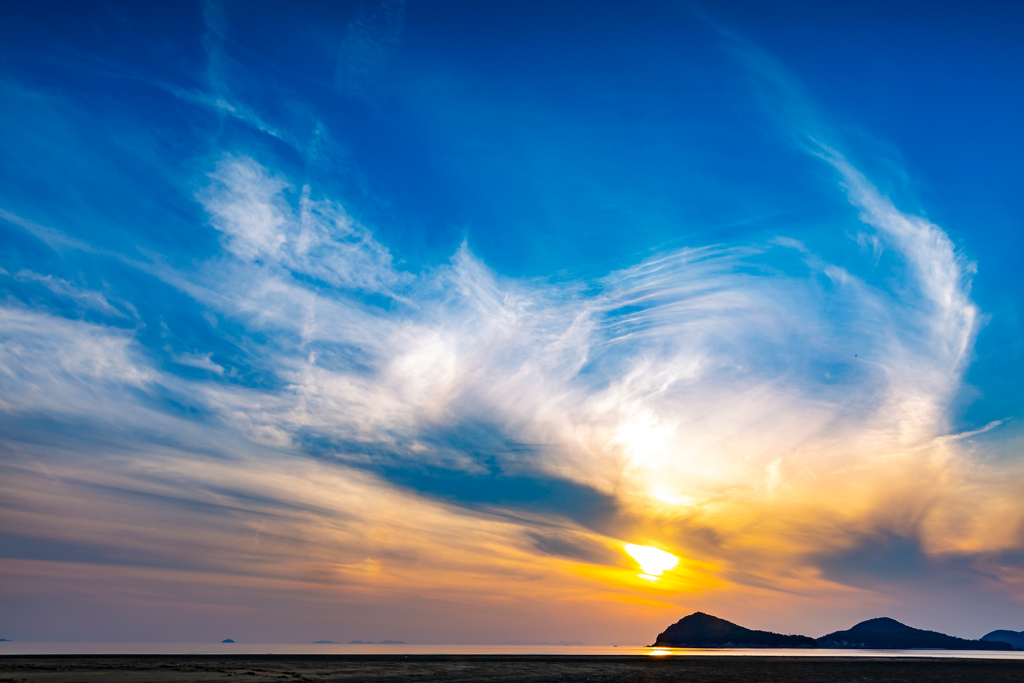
4;654;1024;682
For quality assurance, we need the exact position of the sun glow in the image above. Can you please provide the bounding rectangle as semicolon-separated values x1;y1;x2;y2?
624;543;679;580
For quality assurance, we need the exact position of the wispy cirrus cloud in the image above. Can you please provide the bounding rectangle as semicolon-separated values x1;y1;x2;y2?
19;141;1001;555
4;135;1017;642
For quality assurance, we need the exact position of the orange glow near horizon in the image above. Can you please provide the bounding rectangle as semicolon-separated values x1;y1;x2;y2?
624;544;680;580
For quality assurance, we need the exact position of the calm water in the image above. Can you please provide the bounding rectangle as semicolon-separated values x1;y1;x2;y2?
1;643;1023;659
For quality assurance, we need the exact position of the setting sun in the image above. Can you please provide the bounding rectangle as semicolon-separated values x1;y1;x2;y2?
624;544;680;580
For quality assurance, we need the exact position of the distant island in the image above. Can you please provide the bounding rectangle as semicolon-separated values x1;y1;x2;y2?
651;613;1016;650
819;617;1013;650
312;640;339;644
652;612;816;648
983;630;1024;650
349;640;406;644
221;639;235;643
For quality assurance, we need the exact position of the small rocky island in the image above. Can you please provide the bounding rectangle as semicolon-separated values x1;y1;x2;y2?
652;612;817;648
982;629;1024;650
818;617;1013;650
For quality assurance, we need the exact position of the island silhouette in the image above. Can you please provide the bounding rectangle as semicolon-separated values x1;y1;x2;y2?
653;612;816;648
983;630;1024;650
652;612;1016;650
819;617;1013;650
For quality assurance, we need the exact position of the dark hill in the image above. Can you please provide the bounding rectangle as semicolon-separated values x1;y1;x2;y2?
818;617;1012;650
653;612;817;648
982;630;1024;650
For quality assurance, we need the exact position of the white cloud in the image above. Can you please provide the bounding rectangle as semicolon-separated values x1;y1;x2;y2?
182;154;979;507
0;306;150;414
201;156;409;295
0;208;98;254
821;145;977;372
11;269;127;317
172;351;225;375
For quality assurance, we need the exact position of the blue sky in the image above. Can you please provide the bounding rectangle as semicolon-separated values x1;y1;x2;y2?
1;0;1022;644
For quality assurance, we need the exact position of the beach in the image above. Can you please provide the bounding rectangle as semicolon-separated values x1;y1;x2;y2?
3;655;1024;682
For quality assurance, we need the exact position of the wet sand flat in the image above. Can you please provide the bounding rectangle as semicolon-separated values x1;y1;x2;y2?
3;655;1024;683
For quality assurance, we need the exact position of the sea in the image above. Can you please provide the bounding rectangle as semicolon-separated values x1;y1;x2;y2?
1;642;1023;659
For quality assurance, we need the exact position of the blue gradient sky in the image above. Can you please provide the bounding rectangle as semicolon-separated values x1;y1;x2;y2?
1;0;1022;644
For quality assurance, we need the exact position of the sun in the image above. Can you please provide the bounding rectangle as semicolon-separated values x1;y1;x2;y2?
624;544;679;580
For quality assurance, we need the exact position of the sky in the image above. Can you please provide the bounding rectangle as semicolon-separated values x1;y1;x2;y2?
0;0;1022;645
